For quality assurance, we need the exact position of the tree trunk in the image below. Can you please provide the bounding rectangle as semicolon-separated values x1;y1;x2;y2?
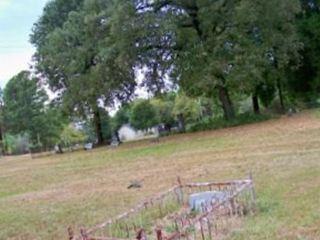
218;86;235;120
57;144;64;154
277;79;285;112
165;123;172;133
177;114;186;133
114;131;121;144
0;126;3;156
0;127;2;142
93;110;104;145
252;95;260;114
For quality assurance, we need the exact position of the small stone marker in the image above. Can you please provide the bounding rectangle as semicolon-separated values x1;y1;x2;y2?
84;143;93;150
189;191;226;212
110;134;120;147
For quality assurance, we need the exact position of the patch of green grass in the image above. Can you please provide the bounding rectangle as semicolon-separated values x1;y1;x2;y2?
230;160;320;240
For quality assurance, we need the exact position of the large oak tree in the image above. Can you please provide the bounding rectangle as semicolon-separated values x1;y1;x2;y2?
31;0;136;144
119;0;301;119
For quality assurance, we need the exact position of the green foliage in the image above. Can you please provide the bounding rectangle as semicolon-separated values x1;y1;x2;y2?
100;109;112;142
3;133;29;155
59;125;86;147
187;113;272;133
130;100;157;131
256;82;277;108
22;0;320;146
81;119;96;143
150;98;175;126
3;71;47;137
288;2;320;100
113;93;217;134
3;71;65;148
78;108;112;144
172;93;201;124
30;0;84;48
112;104;131;131
31;0;136;144
41;107;67;147
116;0;302;119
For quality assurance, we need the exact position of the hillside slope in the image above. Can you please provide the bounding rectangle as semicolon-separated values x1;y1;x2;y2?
0;111;319;239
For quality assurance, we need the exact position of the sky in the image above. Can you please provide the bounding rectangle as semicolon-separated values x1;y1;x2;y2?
0;0;150;105
0;0;49;88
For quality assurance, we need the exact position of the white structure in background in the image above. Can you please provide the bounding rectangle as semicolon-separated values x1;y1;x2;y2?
84;142;93;150
118;124;158;142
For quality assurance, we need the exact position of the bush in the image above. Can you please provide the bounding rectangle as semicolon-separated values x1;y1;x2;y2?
59;125;86;147
130;99;158;131
187;113;273;132
29;143;44;154
3;133;30;155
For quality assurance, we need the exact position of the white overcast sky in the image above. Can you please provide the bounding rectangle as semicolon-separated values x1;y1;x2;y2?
0;0;49;88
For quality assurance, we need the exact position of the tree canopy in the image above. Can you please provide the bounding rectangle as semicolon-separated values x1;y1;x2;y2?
0;0;313;151
31;0;136;144
130;100;158;131
3;71;65;148
107;0;302;119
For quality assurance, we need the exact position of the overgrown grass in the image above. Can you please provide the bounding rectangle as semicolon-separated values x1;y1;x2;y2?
0;111;319;239
105;199;180;238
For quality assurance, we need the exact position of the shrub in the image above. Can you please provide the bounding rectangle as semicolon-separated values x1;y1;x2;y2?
3;133;30;155
130;100;158;131
187;113;273;132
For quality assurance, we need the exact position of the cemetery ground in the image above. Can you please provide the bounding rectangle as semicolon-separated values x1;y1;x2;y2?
0;111;320;240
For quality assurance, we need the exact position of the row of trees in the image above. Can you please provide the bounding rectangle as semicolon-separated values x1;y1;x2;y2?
0;71;250;153
113;93;210;133
28;0;320;145
2;0;320;151
0;71;87;154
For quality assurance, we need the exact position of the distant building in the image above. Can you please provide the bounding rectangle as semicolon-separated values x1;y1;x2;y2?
118;124;158;142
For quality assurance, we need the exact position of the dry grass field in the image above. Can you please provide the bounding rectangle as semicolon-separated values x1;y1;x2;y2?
0;111;320;240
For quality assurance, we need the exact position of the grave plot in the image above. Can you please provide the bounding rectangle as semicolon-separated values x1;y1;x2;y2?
69;176;256;240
